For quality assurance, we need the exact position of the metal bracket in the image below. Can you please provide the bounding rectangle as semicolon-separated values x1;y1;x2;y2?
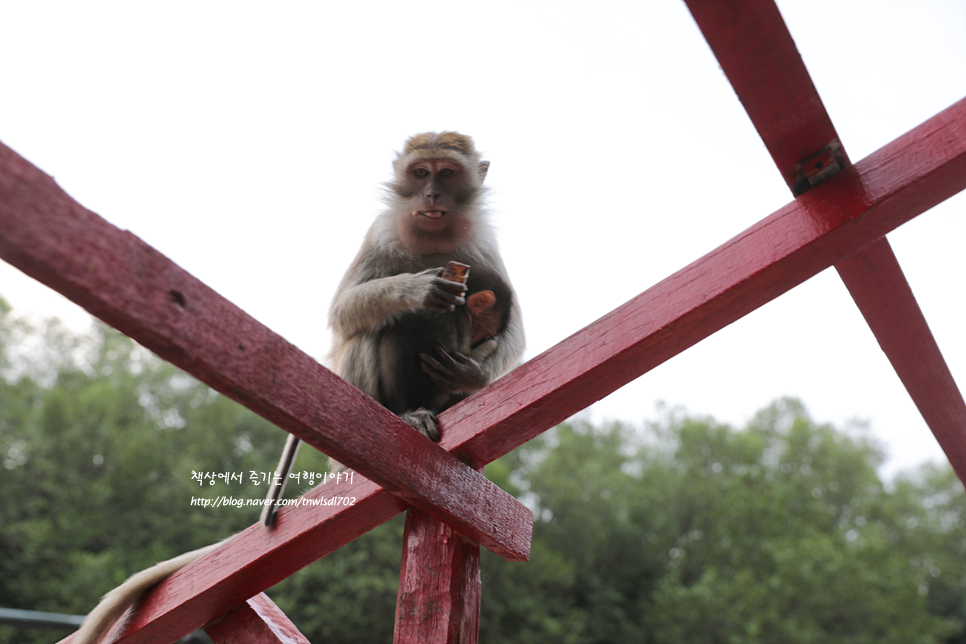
792;139;848;196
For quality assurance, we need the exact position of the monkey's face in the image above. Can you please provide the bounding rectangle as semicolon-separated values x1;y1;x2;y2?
404;159;474;231
392;156;482;255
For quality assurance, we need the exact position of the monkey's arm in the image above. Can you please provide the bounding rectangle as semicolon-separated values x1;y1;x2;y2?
329;267;466;337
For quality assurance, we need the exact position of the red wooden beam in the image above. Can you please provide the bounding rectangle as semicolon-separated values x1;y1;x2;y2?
394;509;481;644
5;38;963;644
57;468;484;644
206;593;309;644
439;98;966;469
685;0;850;194
687;0;966;482
835;240;966;484
836;240;966;480
57;477;406;644
0;139;532;564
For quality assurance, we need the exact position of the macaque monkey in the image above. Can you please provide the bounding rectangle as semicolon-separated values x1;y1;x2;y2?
73;132;524;644
261;131;524;525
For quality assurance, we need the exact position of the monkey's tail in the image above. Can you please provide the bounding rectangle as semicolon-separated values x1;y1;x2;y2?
260;433;302;527
73;539;226;644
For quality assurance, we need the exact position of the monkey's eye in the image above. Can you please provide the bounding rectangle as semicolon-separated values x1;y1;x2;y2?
438;168;454;177
413;168;430;179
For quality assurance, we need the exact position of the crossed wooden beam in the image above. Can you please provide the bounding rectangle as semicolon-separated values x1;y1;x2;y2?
1;1;964;642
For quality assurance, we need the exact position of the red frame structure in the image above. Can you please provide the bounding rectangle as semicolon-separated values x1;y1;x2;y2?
1;2;964;642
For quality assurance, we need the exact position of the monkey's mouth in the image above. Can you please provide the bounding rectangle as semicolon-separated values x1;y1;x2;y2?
413;210;447;220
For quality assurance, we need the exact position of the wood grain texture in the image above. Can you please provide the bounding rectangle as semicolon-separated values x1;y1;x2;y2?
394;508;481;644
439;98;966;469
0;139;531;565
206;593;310;644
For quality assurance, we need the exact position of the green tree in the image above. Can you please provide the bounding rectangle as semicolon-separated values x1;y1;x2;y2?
0;308;284;642
0;301;400;643
480;400;964;643
3;300;965;643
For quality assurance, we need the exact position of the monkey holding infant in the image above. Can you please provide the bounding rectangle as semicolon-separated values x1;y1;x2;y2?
74;131;524;644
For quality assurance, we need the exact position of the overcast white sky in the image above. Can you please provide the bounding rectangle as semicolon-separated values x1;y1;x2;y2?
1;1;964;478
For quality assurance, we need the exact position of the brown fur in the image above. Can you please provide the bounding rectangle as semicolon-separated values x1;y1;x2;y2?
401;131;480;161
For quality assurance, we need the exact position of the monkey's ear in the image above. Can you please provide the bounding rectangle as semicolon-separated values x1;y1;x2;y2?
478;160;490;182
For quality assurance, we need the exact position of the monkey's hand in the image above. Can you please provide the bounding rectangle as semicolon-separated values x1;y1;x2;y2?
412;268;467;312
420;346;489;394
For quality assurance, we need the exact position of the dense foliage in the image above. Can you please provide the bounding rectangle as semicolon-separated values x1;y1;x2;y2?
482;410;966;643
2;297;965;643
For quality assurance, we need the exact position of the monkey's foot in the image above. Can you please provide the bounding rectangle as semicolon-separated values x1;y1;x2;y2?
400;408;440;442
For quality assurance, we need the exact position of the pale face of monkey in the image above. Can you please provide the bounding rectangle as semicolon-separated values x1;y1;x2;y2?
393;156;482;255
406;159;470;233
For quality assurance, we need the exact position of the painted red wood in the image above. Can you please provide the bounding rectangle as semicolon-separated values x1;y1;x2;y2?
394;508;481;644
206;593;310;644
688;0;966;485
46;107;959;644
836;240;966;481
438;98;966;469
684;0;850;193
4;13;962;638
55;477;403;644
0;139;532;565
